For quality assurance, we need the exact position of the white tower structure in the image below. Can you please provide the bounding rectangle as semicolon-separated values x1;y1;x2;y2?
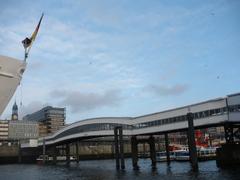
0;13;43;116
0;55;26;115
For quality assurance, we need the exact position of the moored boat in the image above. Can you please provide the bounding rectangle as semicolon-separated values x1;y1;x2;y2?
174;150;190;161
197;147;217;161
156;151;175;162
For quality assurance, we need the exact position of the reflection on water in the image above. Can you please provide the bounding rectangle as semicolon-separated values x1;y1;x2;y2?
0;159;239;180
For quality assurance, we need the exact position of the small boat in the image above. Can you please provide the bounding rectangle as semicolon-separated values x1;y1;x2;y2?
174;150;190;161
156;151;175;162
198;147;217;161
36;155;49;164
36;155;77;164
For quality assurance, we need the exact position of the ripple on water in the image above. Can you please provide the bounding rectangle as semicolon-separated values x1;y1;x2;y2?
0;159;239;180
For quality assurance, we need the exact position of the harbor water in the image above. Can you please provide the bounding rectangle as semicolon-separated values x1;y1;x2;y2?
0;159;239;180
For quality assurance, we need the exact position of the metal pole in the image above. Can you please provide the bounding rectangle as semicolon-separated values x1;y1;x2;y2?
24;48;28;62
187;112;198;171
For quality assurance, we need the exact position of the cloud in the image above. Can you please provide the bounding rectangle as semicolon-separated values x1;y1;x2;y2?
50;89;123;113
19;101;50;119
144;84;189;96
28;61;45;70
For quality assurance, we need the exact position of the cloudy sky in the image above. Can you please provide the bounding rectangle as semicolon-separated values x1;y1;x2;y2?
0;0;239;123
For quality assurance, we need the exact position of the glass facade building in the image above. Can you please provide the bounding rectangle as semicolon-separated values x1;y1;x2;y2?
23;106;65;137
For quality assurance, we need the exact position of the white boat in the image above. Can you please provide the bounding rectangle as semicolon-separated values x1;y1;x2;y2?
174;150;190;161
156;151;175;162
198;147;217;160
0;55;26;115
36;155;49;164
36;155;76;164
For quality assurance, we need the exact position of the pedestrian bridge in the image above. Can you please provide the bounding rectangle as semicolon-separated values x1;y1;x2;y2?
23;93;240;147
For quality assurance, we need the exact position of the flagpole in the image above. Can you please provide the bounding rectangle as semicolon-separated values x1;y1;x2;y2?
22;13;44;62
24;48;28;62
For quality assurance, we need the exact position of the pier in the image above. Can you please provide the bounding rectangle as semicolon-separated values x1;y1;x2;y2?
18;93;240;170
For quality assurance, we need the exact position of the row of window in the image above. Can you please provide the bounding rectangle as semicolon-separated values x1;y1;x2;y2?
49;123;133;141
46;104;240;142
133;105;239;129
229;104;240;112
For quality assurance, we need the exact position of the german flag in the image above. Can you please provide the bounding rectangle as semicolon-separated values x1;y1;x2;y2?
22;13;44;49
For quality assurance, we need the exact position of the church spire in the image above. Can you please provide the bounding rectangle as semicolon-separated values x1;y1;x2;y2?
11;101;18;120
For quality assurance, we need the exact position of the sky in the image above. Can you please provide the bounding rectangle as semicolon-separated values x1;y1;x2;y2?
0;0;240;123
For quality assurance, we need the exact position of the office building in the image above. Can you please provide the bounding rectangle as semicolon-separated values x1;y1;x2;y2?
8;120;39;140
23;106;65;136
0;120;9;140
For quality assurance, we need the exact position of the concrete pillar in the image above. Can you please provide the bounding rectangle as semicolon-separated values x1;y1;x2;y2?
187;112;198;171
143;142;146;156
131;136;139;170
216;143;240;167
43;139;46;164
149;136;156;168
111;143;114;157
158;140;161;152
18;140;22;163
114;127;120;170
76;141;79;163
119;127;125;169
164;133;170;165
66;143;70;165
53;146;57;164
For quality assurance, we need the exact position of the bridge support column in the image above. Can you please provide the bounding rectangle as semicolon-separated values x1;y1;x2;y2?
149;136;156;169
43;139;46;164
76;142;79;163
114;126;125;170
164;133;170;165
131;136;139;170
66;143;70;165
18;140;22;163
119;127;125;170
187;112;198;171
114;127;120;169
52;146;57;164
143;142;146;156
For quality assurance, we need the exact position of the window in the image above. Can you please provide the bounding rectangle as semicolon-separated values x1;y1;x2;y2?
194;113;198;119
204;110;209;117
210;110;214;116
215;108;221;114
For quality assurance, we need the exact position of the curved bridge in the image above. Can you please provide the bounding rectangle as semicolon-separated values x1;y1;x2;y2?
22;93;240;148
39;117;133;146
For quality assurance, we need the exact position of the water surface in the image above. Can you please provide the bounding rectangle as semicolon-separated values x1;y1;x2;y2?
0;159;239;180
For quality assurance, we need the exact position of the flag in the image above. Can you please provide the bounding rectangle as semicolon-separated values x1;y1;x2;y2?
30;13;44;42
22;13;44;49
